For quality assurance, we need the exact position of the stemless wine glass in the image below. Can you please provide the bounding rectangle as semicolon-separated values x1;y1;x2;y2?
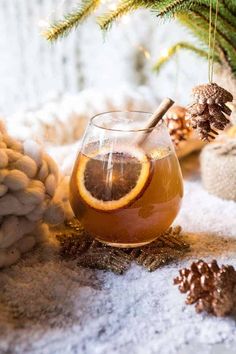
70;111;183;248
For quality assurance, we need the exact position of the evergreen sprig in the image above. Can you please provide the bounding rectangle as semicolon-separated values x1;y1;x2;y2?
153;42;209;73
44;0;236;77
178;10;236;74
43;0;100;41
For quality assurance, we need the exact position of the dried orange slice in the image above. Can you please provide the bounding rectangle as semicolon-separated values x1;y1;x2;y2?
76;147;151;211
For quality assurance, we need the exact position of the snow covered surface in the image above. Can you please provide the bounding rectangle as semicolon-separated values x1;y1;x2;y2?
0;152;236;354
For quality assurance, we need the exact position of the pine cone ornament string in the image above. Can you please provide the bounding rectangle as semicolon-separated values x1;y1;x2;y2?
187;83;233;141
174;260;236;316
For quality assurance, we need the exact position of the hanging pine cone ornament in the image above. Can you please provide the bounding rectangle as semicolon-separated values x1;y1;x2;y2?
187;83;233;141
164;106;192;146
174;259;236;316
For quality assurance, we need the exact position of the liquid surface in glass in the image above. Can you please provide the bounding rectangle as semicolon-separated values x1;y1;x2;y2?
70;143;183;247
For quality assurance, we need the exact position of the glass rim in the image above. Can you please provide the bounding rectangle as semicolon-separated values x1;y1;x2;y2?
90;110;166;133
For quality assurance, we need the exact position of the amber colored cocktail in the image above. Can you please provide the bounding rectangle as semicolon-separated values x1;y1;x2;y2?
70;111;183;247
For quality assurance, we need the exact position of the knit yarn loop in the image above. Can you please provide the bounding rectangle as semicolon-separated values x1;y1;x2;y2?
0;121;70;268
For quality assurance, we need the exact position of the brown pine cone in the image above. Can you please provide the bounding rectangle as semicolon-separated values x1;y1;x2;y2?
174;260;236;316
164;106;192;146
187;83;233;141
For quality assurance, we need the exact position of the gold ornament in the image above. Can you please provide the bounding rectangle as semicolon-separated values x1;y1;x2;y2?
187;83;233;141
57;220;190;274
164;106;192;146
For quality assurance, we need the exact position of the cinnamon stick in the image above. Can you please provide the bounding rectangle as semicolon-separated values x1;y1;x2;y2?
137;97;174;146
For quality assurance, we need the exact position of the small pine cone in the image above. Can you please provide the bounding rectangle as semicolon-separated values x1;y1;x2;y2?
174;260;236;316
164;106;192;146
187;83;233;141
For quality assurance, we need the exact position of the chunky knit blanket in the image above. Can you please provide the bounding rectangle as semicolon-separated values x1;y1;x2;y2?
0;151;236;354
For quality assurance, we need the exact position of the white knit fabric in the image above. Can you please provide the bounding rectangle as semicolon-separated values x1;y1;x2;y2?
6;87;158;145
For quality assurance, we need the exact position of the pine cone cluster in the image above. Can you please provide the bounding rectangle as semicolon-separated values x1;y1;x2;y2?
187;83;233;141
165;106;192;146
174;259;236;316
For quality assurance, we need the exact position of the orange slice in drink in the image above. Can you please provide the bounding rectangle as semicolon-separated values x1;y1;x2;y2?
76;147;152;211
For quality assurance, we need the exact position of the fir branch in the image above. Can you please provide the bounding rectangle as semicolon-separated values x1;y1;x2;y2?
43;0;100;42
153;42;209;73
193;10;236;55
178;11;236;73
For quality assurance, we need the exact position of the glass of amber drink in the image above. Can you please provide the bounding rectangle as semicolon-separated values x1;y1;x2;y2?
70;111;183;247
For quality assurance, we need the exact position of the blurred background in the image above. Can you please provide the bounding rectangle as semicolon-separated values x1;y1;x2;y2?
0;0;208;117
